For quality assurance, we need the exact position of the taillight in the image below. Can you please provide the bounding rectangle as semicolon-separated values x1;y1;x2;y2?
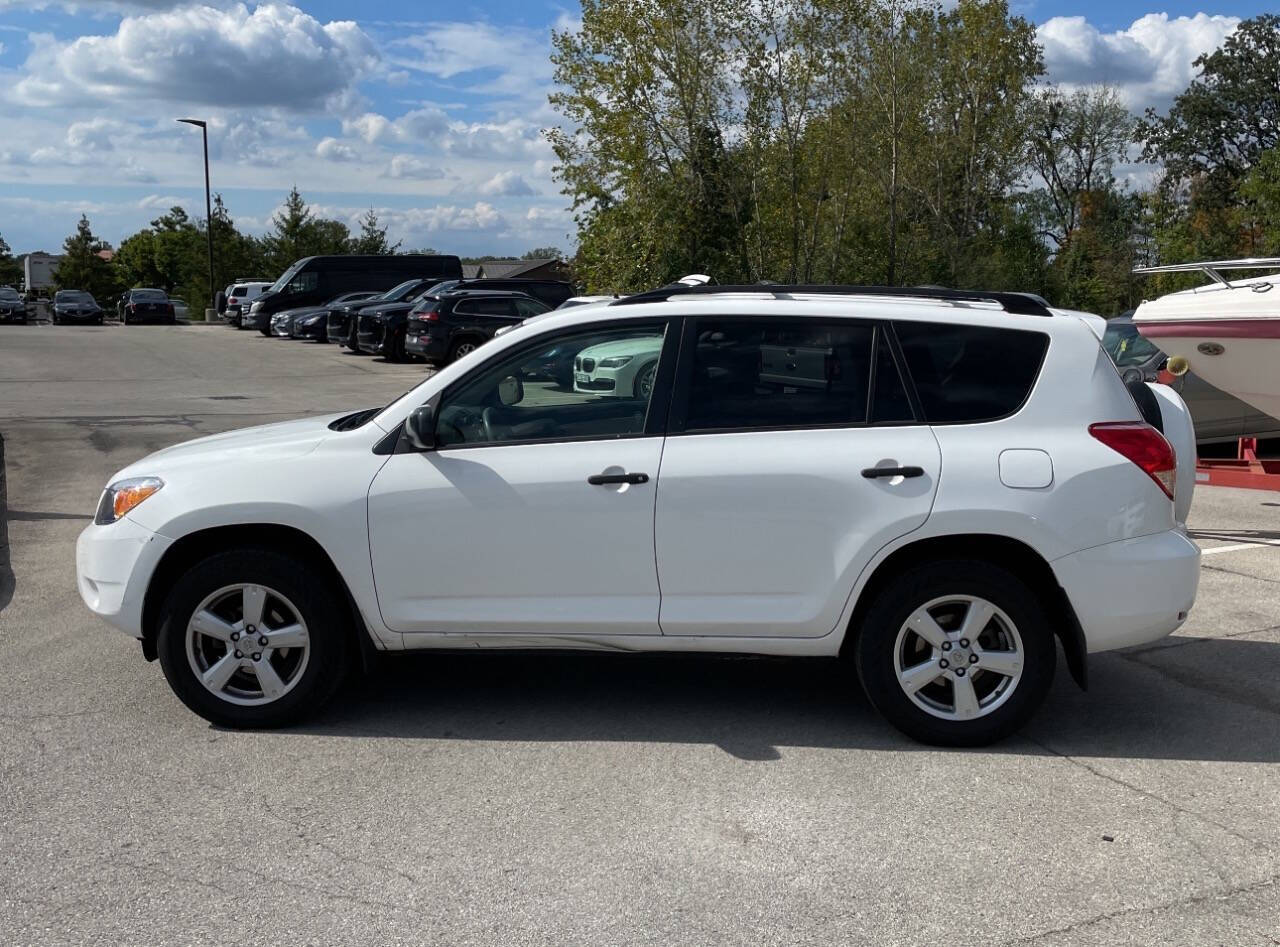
167;303;175;315
417;309;440;322
1089;422;1176;500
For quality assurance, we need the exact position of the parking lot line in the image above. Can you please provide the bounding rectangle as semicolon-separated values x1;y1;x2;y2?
1199;540;1280;556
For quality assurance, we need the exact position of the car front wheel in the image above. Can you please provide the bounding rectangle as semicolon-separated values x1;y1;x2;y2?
854;560;1055;746
156;547;352;728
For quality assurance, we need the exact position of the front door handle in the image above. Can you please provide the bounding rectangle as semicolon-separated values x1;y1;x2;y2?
588;471;650;486
861;465;925;479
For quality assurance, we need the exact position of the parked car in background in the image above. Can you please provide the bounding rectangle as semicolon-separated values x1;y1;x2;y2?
1;285;30;324
418;278;575;310
557;295;618;310
328;279;436;350
572;333;664;399
249;254;463;328
268;292;380;339
121;288;175;325
1102;315;1280;443
402;290;551;364
230;282;275;330
51;290;104;325
76;284;1200;745
171;299;190;321
291;291;381;342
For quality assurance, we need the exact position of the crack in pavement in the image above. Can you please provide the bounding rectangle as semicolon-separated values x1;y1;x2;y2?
1023;735;1265;854
1202;563;1280;586
258;800;425;890
998;872;1279;945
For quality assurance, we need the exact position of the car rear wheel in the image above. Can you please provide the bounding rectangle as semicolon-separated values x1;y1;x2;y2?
854;560;1055;746
156;547;352;728
448;338;480;363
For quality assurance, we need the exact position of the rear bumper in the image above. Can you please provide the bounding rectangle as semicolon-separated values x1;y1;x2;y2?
404;331;445;360
76;517;174;640
1053;529;1200;653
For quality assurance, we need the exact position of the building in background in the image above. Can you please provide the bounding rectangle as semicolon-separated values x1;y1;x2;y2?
462;258;571;281
23;252;63;293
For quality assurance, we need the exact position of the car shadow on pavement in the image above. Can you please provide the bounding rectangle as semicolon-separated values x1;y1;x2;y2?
287;637;1280;764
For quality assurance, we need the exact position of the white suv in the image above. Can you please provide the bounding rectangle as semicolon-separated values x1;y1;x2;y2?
75;285;1200;745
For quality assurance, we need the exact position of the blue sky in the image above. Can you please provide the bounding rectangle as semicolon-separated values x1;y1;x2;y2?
0;1;1270;258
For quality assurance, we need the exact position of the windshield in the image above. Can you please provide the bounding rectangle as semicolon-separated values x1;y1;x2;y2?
382;279;424;302
132;289;167;300
268;261;305;294
1102;322;1162;368
0;287;20;300
56;291;91;302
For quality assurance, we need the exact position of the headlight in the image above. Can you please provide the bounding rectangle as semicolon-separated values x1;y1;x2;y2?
598;356;633;369
250;301;263;312
94;477;164;525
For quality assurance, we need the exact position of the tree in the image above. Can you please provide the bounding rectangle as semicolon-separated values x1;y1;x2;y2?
263;186;316;273
1025;86;1134;247
0;233;21;287
55;215;118;301
349;208;401;255
549;0;750;291
1138;14;1280;198
521;246;565;260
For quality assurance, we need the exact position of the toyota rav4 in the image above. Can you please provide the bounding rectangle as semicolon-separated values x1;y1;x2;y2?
75;284;1200;745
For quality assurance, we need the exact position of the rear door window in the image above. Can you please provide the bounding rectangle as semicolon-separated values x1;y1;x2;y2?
893;321;1049;423
678;318;912;432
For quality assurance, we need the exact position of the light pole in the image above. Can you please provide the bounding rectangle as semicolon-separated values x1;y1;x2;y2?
177;118;215;311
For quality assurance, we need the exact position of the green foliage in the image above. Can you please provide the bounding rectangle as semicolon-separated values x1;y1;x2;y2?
0;233;21;287
55;215;120;301
521;246;565;260
350;208;402;255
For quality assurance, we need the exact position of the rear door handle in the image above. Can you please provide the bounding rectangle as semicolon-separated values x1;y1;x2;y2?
588;471;650;486
861;465;925;479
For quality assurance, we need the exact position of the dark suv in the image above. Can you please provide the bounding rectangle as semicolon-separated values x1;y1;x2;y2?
327;279;435;350
401;290;551;364
419;278;574;310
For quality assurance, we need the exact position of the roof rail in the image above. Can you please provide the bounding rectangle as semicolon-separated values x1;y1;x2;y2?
1133;258;1280;288
609;283;1054;316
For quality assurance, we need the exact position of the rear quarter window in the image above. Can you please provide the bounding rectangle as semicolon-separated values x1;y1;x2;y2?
893;321;1049;423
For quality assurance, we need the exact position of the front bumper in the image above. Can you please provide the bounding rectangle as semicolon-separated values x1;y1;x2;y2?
357;322;387;354
0;309;27;323
1053;529;1200;653
293;319;326;339
326;314;351;342
76;517;174;639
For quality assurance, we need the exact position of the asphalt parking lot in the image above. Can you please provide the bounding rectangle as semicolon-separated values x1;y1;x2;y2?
2;322;1279;946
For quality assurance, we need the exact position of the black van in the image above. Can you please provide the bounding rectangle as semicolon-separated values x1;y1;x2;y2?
248;254;463;321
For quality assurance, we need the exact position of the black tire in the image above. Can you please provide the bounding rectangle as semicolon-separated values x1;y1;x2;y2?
448;337;481;363
632;360;658;399
853;560;1056;747
386;328;407;362
155;546;353;728
345;322;363;353
96;317;104;326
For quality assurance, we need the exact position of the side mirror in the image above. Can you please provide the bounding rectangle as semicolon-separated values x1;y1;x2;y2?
497;374;524;406
403;403;436;451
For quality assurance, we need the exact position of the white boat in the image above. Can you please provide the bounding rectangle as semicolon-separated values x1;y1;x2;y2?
1132;259;1280;421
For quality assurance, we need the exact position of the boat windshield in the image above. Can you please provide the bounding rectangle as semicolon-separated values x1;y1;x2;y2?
1103;321;1162;368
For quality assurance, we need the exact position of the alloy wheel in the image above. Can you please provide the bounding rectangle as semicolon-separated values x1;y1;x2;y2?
185;583;311;706
892;594;1024;721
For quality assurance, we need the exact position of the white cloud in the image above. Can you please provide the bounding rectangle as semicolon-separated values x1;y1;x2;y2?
1038;13;1241;113
315;137;358;162
389;21;553;105
66;117;130;152
10;3;379;109
479;170;536;197
383;154;446;180
137;194;188;210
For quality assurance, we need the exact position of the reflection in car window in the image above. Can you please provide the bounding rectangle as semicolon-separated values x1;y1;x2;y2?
684;319;895;431
436;324;667;447
1102;322;1162;368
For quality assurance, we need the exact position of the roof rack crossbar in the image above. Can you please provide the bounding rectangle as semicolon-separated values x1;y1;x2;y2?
609;283;1053;316
1133;258;1280;289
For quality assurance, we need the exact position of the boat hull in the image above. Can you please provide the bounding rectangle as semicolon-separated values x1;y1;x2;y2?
1136;317;1280;421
